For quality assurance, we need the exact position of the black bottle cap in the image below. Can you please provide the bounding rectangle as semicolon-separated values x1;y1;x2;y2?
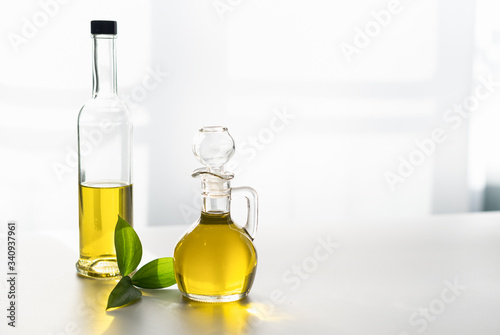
91;21;117;35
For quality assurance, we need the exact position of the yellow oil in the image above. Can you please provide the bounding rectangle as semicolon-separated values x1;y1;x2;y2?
76;182;133;279
174;212;257;302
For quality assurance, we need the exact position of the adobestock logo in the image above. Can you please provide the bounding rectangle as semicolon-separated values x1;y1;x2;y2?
46;322;80;335
282;236;339;291
229;235;339;335
178;105;296;224
119;65;169;110
51;65;168;183
385;130;447;192
212;0;244;21
52;119;117;183
385;74;500;192
238;107;296;160
7;0;73;53
339;0;403;64
398;278;466;335
226;106;297;174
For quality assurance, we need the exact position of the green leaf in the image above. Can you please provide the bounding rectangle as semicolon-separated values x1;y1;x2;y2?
106;276;142;310
131;257;177;289
115;215;142;276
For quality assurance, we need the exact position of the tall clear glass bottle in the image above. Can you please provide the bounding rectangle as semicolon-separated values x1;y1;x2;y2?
76;21;133;279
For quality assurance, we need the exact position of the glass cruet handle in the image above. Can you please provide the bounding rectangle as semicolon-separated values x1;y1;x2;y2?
231;186;259;240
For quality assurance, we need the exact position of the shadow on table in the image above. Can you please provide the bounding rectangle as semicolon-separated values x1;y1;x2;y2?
74;276;120;334
75;275;285;334
172;296;257;334
102;288;273;335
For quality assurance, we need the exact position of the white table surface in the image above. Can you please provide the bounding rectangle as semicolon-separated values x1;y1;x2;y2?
2;212;500;335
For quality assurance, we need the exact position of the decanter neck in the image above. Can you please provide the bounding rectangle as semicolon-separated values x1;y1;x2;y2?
200;177;231;214
202;195;230;214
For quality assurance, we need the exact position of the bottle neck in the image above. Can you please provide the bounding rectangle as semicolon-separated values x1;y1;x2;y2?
92;35;117;98
200;177;231;214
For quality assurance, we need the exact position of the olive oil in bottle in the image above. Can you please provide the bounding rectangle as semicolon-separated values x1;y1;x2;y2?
76;182;133;278
174;126;259;302
174;212;257;298
76;21;133;279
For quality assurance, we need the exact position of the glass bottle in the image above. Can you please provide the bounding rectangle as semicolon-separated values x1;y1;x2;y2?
174;126;259;302
76;21;133;279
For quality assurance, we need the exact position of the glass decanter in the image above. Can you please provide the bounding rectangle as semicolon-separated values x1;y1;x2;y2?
174;126;259;303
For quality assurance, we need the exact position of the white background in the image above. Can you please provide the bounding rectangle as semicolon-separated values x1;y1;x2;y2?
1;0;500;230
